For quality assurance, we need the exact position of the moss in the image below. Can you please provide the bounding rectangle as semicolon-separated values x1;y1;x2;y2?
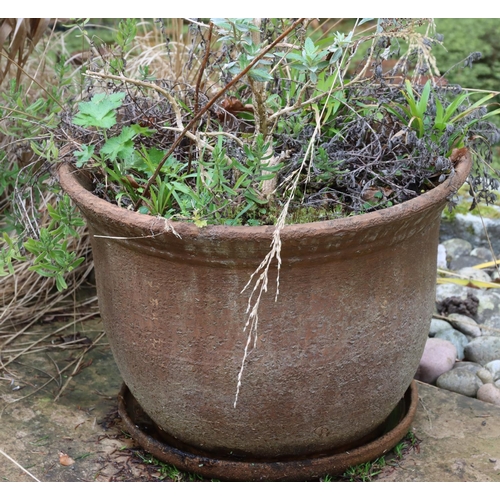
451;200;500;218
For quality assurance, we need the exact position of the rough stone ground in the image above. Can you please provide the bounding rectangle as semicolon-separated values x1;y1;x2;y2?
1;317;500;482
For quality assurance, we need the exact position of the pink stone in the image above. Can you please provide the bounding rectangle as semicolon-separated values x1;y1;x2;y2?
415;338;457;384
477;384;500;406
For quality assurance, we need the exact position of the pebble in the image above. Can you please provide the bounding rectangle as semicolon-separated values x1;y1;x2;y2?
429;318;455;337
421;226;500;404
435;284;471;303
477;384;500;406
441;238;472;262
482;317;500;335
434;329;469;360
440;213;500;254
484;360;500;381
436;368;483;397
447;313;482;338
437;244;447;269
476;293;500;325
450;255;484;270
415;338;457;384
464;337;500;365
453;361;483;373
455;267;492;283
470;247;494;261
477;368;494;384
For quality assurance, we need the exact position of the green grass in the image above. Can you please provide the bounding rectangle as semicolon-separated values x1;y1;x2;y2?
324;430;421;482
134;451;205;482
131;430;419;482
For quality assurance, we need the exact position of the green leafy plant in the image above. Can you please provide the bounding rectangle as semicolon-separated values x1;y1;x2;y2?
4;18;500;308
1;194;86;290
286;37;331;84
385;79;500;155
73;92;126;129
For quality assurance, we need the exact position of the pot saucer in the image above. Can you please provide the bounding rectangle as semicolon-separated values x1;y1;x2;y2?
117;380;418;481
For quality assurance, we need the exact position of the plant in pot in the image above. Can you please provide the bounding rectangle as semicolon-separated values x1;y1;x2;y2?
6;18;500;480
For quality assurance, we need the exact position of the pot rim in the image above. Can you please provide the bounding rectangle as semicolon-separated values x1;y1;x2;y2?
58;151;471;240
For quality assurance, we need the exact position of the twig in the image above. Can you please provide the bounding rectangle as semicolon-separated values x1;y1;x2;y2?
0;49;64;108
202;131;244;147
54;331;106;401
0;311;99;369
194;22;213;116
0;448;41;482
47;354;63;388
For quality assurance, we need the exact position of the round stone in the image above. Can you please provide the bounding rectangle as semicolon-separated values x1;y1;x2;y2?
441;238;473;261
484;360;500;381
464;337;500;365
436;367;483;397
455;267;492;283
470;247;494;261
429;318;455;337
447;313;482;338
453;361;483;373
450;255;484;270
477;368;494;384
476;293;500;327
477;384;500;406
481;316;500;337
435;284;468;303
437;244;448;269
415;338;457;384
434;329;469;360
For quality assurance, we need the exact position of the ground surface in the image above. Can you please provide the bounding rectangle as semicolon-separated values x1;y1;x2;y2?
1;317;500;482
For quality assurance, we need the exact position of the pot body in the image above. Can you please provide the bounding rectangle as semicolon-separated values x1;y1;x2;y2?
59;155;470;458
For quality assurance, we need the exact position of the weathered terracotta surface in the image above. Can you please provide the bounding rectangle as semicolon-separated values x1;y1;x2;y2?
58;154;471;459
117;381;418;481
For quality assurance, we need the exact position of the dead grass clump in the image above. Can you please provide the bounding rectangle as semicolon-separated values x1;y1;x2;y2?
1;19;96;329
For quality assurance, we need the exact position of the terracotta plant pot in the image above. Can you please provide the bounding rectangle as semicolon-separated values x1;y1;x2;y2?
58;154;470;463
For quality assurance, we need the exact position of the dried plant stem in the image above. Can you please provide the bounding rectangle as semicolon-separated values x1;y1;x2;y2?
0;448;41;482
467;181;500;275
54;331;106;401
234;79;336;407
0;311;99;370
249;18;277;197
0;49;63;108
194;22;213;116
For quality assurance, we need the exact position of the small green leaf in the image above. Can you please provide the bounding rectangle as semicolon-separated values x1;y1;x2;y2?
245;187;267;205
73;92;125;129
101;127;136;161
130;123;156;137
304;37;316;56
248;68;273;82
55;274;68;291
74;145;95;167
